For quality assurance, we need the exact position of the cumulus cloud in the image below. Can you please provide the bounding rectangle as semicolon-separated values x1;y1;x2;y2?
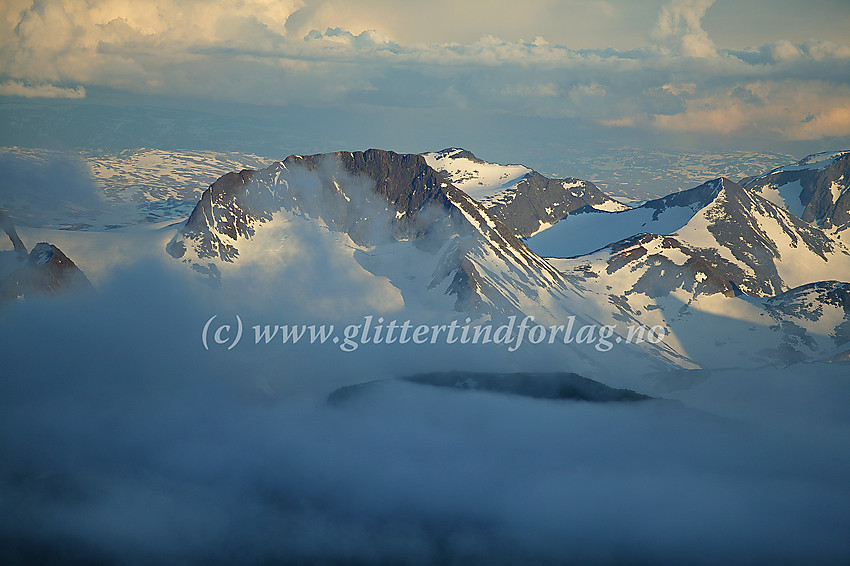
1;250;850;565
729;39;850;65
648;81;850;140
304;27;397;49
651;0;716;57
282;0;641;47
0;0;849;144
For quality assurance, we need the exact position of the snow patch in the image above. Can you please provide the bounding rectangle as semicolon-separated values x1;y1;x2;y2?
423;149;531;204
592;200;631;213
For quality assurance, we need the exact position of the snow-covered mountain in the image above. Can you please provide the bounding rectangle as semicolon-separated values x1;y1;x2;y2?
167;149;579;319
741;150;850;233
546;233;849;368
165;149;850;371
423;148;628;237
5;143;846;374
525;164;850;368
0;146;271;228
528;177;850;297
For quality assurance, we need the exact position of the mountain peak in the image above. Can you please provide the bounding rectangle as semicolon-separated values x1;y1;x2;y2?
168;148;568;313
1;241;93;305
432;147;484;163
797;150;849;168
153;145;850;371
742;150;850;229
422;148;626;237
644;177;729;215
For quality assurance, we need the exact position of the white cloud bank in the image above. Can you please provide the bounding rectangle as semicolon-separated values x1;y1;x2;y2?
1;234;849;565
1;0;849;143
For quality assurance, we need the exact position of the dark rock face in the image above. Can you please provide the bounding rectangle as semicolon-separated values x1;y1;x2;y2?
744;152;850;230
169;169;256;262
402;371;652;402
699;178;836;296
1;242;93;305
425;148;625;238
280;150;463;247
487;172;617;237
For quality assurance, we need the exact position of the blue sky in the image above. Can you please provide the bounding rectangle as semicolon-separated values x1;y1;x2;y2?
1;0;848;178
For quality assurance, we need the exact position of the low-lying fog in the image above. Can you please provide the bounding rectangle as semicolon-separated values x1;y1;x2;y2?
2;256;849;565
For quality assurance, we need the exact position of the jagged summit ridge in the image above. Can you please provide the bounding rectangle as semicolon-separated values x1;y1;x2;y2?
430;148;490;164
423;147;629;238
168;148;569;315
797;150;849;167
525;177;730;259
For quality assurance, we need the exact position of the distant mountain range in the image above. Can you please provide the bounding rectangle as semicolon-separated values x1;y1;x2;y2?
2;146;849;372
162;147;850;371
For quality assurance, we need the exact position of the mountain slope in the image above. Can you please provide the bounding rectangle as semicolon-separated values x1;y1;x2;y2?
547;236;850;369
528;177;850;297
529;174;850;369
526;179;721;258
165;148;690;379
423;148;628;238
167;149;574;318
742;151;850;232
1;211;93;305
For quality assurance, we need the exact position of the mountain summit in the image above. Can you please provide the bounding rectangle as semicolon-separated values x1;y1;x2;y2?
168;149;571;316
423;148;629;237
742;150;850;232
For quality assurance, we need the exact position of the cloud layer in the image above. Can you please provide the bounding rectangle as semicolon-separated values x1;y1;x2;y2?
1;1;849;145
2;253;850;565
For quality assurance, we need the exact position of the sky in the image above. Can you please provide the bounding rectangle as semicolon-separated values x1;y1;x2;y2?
0;0;849;181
